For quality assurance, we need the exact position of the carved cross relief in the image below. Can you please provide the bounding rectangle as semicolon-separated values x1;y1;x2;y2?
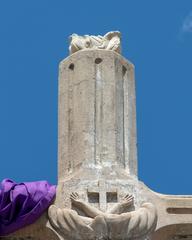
87;180;117;212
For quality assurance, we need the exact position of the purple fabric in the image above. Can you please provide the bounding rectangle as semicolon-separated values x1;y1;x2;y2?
0;179;56;236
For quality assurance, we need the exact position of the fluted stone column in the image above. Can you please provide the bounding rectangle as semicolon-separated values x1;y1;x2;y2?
58;50;137;181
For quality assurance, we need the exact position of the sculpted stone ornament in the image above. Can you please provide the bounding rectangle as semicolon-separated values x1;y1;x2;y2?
48;193;157;240
69;31;121;55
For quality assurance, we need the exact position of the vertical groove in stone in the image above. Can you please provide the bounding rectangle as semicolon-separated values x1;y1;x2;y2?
121;66;127;169
123;65;130;173
115;58;125;168
123;65;137;175
68;64;73;173
122;66;125;169
94;60;97;166
130;67;137;175
95;62;103;165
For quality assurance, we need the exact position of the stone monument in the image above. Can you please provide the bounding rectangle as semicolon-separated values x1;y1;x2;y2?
2;31;192;240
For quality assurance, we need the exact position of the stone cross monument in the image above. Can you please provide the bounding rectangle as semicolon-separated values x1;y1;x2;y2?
3;32;192;240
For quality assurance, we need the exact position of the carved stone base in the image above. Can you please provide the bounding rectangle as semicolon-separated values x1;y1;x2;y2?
48;191;157;240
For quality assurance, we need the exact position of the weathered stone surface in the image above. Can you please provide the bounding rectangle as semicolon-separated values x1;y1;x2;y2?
69;31;121;55
58;50;137;182
56;50;138;213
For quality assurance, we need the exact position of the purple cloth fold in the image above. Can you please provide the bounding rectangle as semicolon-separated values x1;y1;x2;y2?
0;179;56;236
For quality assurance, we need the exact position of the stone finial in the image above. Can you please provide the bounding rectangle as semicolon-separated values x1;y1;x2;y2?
69;31;121;55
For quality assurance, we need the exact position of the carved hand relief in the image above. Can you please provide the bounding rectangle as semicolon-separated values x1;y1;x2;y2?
69;31;121;55
48;192;157;240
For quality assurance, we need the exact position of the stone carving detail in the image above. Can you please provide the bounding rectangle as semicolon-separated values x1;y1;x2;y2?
69;31;121;55
48;193;157;240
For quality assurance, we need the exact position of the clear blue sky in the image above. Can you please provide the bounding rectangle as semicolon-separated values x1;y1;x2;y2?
0;1;192;194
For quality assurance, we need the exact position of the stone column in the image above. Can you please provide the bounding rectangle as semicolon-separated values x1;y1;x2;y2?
58;50;137;182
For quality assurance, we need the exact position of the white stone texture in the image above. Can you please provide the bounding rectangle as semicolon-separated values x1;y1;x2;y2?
69;31;121;55
58;50;137;181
